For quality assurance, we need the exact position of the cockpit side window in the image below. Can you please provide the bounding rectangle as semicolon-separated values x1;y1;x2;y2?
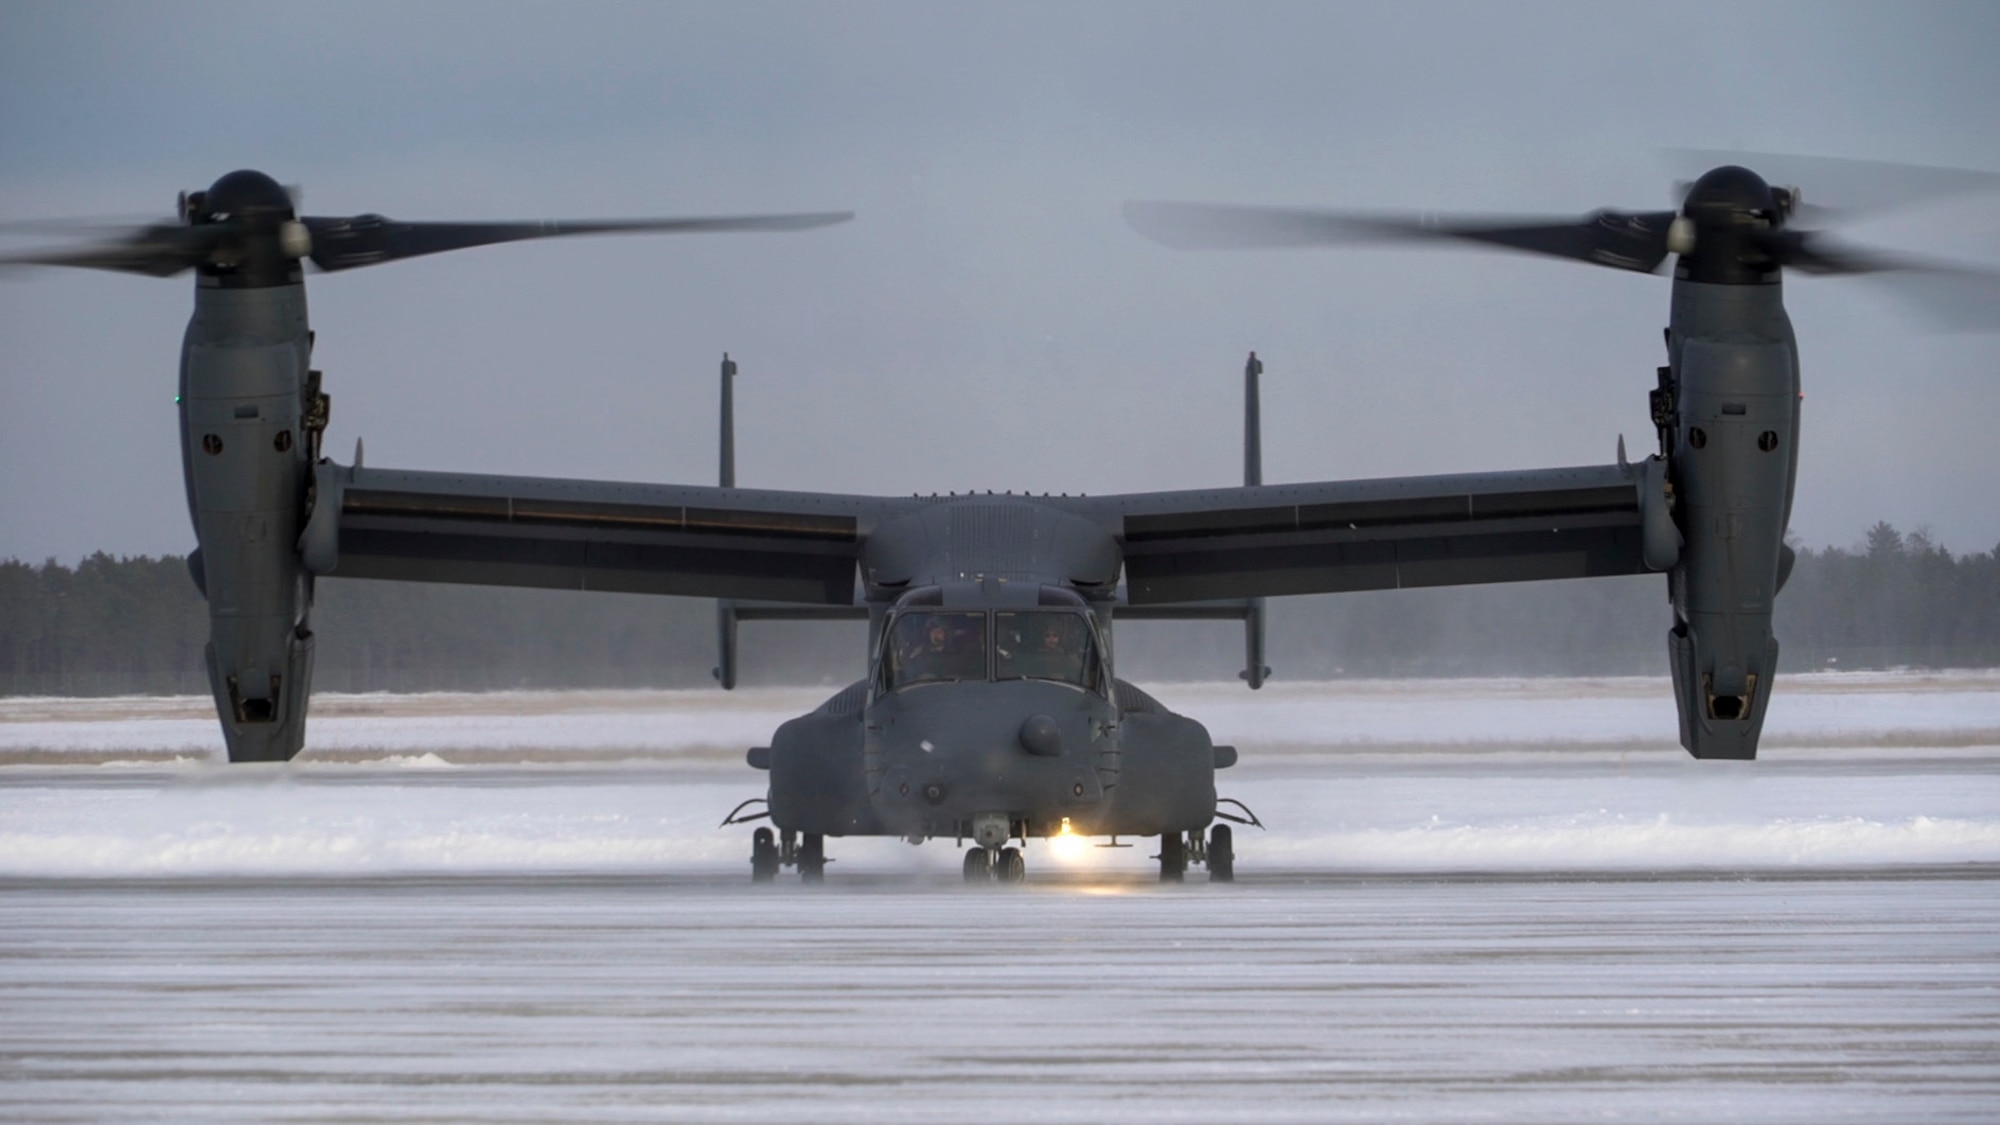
994;611;1102;693
883;611;988;689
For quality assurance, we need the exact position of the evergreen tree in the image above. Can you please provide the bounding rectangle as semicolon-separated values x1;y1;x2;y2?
6;526;2000;696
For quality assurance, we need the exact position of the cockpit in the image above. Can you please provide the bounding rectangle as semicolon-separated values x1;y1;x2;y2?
876;587;1107;695
884;611;990;687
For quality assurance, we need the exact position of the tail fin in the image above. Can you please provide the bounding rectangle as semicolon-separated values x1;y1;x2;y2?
1242;351;1262;488
1241;351;1269;689
715;352;739;688
718;352;737;489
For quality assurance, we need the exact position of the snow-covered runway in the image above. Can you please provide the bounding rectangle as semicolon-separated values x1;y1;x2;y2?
5;870;1996;1123
2;674;1997;1120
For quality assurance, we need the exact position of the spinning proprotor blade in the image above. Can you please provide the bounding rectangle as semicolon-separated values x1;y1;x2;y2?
1126;154;2000;329
2;169;854;281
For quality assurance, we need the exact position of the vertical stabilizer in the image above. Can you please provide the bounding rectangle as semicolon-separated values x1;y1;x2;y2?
1242;351;1263;488
1241;351;1270;689
719;352;737;490
715;352;740;688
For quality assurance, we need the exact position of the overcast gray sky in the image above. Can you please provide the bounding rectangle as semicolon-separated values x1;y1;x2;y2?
3;0;1997;564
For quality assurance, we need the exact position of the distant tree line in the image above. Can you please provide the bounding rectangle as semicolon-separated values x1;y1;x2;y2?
4;521;1997;696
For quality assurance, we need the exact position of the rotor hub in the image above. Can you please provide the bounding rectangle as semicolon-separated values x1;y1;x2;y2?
179;169;305;289
1679;165;1782;228
1674;165;1784;285
192;170;296;227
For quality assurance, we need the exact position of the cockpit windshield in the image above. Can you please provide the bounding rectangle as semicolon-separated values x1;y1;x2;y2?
878;608;1107;694
995;611;1103;692
883;611;988;688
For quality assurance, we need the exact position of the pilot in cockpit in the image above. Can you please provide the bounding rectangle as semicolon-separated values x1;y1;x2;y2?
907;616;953;660
893;613;985;684
996;612;1090;685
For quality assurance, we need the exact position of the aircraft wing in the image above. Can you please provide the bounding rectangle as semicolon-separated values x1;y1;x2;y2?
303;463;912;605
1070;463;1656;604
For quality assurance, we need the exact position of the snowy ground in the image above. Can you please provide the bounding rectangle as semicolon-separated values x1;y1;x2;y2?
2;674;1997;1120
3;672;1998;878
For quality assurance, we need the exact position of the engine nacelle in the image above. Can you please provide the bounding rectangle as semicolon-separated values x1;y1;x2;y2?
179;285;316;762
1662;283;1800;759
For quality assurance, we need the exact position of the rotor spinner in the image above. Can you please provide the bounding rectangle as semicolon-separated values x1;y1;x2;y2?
181;169;308;288
184;169;296;225
1674;165;1796;285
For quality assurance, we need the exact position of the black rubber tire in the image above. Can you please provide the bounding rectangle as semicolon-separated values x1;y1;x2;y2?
1208;824;1235;883
799;833;826;884
751;827;779;883
963;847;994;882
996;846;1026;884
1159;832;1186;883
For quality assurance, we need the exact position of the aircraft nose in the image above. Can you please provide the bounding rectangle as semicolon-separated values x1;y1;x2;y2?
1018;713;1063;757
864;685;1112;833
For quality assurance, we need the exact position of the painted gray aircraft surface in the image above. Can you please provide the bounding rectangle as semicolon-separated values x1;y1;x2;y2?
9;159;1996;884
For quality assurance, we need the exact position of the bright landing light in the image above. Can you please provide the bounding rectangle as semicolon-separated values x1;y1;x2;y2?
1047;817;1091;864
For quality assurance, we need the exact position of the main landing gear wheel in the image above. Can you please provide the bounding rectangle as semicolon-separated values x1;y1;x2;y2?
799;833;826;883
963;847;993;882
1208;824;1235;883
995;846;1025;884
1158;832;1187;883
751;827;779;883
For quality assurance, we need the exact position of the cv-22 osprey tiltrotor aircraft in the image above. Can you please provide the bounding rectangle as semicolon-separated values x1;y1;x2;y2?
9;157;1997;884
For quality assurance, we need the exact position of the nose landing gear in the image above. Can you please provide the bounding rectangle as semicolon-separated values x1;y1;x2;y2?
963;844;1026;885
996;846;1025;883
962;846;992;881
